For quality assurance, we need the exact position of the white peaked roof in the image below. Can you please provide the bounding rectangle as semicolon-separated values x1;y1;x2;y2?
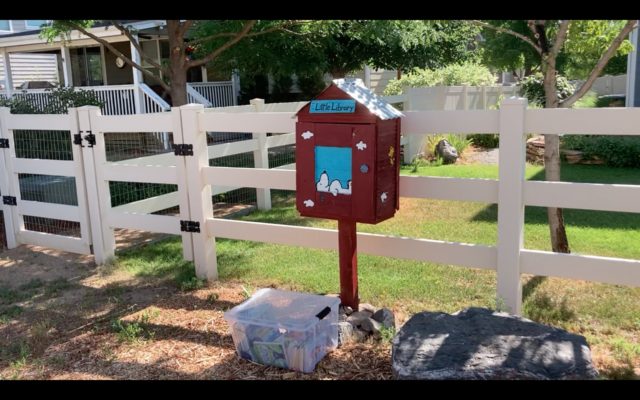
332;78;404;120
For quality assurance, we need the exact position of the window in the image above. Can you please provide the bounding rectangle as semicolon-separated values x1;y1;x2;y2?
0;20;12;32
25;20;47;29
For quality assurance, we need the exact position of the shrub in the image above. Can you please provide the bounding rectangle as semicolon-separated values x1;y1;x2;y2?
444;134;472;155
519;73;574;107
596;96;625;108
561;135;640;168
384;62;497;96
467;134;500;148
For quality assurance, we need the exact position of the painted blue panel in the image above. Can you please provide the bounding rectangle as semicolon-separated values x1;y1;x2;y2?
315;146;352;190
309;99;356;113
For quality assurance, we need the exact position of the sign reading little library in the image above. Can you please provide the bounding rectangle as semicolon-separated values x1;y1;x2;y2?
309;99;356;113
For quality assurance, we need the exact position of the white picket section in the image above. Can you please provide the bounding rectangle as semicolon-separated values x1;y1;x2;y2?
189;82;236;107
1;100;640;317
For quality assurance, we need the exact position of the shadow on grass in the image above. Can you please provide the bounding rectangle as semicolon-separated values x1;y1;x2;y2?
470;166;640;230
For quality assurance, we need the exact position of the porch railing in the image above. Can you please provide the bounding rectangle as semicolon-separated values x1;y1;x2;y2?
189;81;236;107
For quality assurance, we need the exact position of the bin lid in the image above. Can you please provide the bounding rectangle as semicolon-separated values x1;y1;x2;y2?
223;288;340;331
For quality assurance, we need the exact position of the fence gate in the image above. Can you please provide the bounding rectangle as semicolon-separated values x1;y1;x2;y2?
0;108;94;256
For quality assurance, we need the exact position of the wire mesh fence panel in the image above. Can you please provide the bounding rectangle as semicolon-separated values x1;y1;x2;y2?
13;130;73;161
23;216;81;238
207;131;258;218
109;181;179;216
268;140;296;206
19;174;78;206
104;132;173;163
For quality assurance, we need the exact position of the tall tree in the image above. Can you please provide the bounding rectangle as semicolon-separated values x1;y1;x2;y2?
197;20;480;84
39;20;313;107
466;19;638;253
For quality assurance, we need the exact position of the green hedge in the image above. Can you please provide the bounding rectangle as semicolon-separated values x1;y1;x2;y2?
561;135;640;168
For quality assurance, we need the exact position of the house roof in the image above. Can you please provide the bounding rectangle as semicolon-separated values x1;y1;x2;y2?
0;20;147;39
296;78;403;120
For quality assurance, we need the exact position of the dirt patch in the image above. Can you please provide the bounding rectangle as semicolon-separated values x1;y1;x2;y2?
458;144;499;166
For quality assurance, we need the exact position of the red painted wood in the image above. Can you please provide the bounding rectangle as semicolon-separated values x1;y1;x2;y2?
338;220;358;309
315;123;353;147
315;191;352;218
352;124;375;220
295;122;317;215
396;118;401;211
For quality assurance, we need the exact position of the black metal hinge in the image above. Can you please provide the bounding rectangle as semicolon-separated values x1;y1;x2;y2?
173;144;194;156
84;131;96;148
3;196;16;206
180;220;200;233
0;139;9;148
73;133;84;147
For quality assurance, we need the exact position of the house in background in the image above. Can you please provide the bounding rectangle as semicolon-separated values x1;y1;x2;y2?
0;20;236;114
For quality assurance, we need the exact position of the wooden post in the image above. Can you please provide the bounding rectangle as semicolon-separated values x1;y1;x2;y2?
496;97;527;315
1;49;13;98
130;34;143;114
338;220;358;310
250;98;271;210
180;104;218;279
364;65;371;89
201;66;208;82
402;84;415;164
61;46;72;87
0;107;17;249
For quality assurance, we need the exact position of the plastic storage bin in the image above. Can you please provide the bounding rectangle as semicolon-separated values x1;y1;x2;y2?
223;289;340;373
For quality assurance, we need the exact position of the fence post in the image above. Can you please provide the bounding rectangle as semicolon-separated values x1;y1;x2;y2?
250;98;272;210
0;107;23;242
0;107;17;248
496;97;527;315
402;85;416;164
462;83;468;110
129;34;143;115
79;106;115;263
481;85;487;109
180;104;218;279
68;108;95;255
171;107;195;262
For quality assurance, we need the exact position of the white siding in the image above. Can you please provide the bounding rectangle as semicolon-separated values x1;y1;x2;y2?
0;52;60;88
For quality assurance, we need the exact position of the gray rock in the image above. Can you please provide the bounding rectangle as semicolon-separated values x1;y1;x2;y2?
392;307;599;380
343;306;354;316
338;322;354;346
347;311;372;327
339;313;348;322
361;318;382;339
358;303;376;314
354;330;368;343
435;139;458;164
372;307;397;329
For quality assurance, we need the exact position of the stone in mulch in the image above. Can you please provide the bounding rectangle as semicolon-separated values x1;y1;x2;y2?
336;302;398;345
391;307;599;380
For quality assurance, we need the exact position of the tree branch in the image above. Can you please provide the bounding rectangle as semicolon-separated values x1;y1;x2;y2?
560;20;638;108
67;21;171;93
178;20;193;37
110;20;168;73
189;20;311;46
187;20;258;68
464;20;541;54
552;20;570;55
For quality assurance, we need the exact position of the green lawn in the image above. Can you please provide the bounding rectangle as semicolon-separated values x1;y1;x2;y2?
114;162;640;379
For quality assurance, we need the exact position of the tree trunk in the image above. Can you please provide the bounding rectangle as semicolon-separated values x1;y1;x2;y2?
331;66;347;79
397;68;402;80
542;59;570;253
166;20;189;107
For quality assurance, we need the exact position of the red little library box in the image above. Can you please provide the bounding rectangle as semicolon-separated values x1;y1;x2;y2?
293;78;404;309
294;78;403;224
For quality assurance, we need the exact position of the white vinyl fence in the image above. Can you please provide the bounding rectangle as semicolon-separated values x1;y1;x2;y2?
387;84;520;162
0;99;639;317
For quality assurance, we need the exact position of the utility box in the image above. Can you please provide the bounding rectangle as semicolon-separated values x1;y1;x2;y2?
294;78;403;224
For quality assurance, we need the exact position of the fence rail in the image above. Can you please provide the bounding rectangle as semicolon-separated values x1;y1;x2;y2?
0;99;639;316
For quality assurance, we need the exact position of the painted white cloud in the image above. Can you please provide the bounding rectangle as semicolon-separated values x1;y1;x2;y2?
381;192;388;202
301;131;314;140
356;141;367;151
303;199;314;207
316;172;351;196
